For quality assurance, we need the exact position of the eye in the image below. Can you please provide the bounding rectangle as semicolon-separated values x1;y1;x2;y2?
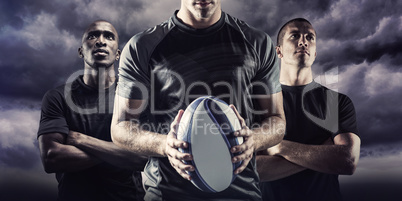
87;34;97;40
105;34;115;40
290;34;299;39
306;35;315;41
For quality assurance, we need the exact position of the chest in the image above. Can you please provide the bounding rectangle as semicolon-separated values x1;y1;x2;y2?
63;88;115;140
282;89;337;144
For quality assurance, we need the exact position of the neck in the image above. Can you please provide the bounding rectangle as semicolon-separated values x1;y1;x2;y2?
176;8;221;29
83;65;116;89
280;64;313;86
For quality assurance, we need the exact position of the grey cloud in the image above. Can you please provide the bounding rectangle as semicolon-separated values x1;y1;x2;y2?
0;108;41;169
0;143;39;169
360;143;402;158
227;0;333;37
315;0;402;40
316;16;402;71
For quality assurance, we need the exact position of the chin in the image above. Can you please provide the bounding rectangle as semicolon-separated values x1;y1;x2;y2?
297;63;311;69
92;62;114;69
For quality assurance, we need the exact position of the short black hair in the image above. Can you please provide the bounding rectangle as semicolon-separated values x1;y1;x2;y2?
276;18;313;47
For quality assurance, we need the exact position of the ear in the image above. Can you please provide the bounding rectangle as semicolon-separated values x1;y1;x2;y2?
78;47;83;58
115;49;121;61
276;46;283;58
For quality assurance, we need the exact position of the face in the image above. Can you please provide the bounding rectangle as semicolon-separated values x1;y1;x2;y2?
79;21;120;69
277;21;317;68
181;0;221;20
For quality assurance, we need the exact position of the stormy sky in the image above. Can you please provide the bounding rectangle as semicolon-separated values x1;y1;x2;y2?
0;0;401;200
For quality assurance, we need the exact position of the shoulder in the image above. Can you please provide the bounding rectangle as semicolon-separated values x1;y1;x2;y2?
120;19;175;69
224;13;273;46
314;83;355;109
43;85;65;101
125;18;175;51
42;78;81;104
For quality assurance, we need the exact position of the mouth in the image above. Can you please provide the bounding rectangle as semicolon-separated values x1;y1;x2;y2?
295;49;310;56
195;1;212;7
93;49;109;56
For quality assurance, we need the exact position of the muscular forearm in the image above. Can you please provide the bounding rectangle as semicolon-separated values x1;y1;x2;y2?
256;154;305;182
111;120;167;157
253;115;286;151
69;131;148;170
274;140;357;175
40;143;100;173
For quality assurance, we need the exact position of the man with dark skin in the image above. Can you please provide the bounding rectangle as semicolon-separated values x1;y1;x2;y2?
37;20;147;201
257;18;361;201
111;0;285;200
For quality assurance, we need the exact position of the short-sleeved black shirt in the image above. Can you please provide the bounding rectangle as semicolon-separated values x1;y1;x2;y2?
37;76;144;201
260;81;359;201
118;11;281;201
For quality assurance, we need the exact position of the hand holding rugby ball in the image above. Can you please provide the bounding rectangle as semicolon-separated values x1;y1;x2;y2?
176;96;244;193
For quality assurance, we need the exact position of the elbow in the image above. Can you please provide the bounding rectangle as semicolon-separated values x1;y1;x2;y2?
340;144;360;175
110;124;117;143
344;157;358;175
110;123;121;145
339;154;359;175
341;163;357;175
110;119;127;146
42;149;59;173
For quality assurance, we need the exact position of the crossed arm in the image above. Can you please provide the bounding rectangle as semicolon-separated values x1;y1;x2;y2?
257;132;361;182
111;92;286;180
38;131;148;173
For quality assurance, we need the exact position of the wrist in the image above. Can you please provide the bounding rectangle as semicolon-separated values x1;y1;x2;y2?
68;131;85;147
275;140;289;157
161;135;168;157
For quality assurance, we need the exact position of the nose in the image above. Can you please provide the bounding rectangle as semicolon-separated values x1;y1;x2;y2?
298;36;307;47
95;35;106;47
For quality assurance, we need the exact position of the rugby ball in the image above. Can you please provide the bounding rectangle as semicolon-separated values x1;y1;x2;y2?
177;96;244;193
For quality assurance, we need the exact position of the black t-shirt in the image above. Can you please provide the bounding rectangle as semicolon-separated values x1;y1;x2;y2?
260;81;359;201
118;11;281;201
37;76;145;201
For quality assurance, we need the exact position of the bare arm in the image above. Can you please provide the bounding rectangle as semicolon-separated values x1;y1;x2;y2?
111;95;190;157
253;92;286;151
256;138;333;181
67;131;147;170
269;133;361;175
111;95;195;180
110;96;166;156
38;132;101;173
256;154;305;182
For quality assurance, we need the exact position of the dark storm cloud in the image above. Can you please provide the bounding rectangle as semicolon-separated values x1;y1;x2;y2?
231;0;333;37
316;15;402;71
315;0;402;40
0;108;41;168
0;143;38;169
